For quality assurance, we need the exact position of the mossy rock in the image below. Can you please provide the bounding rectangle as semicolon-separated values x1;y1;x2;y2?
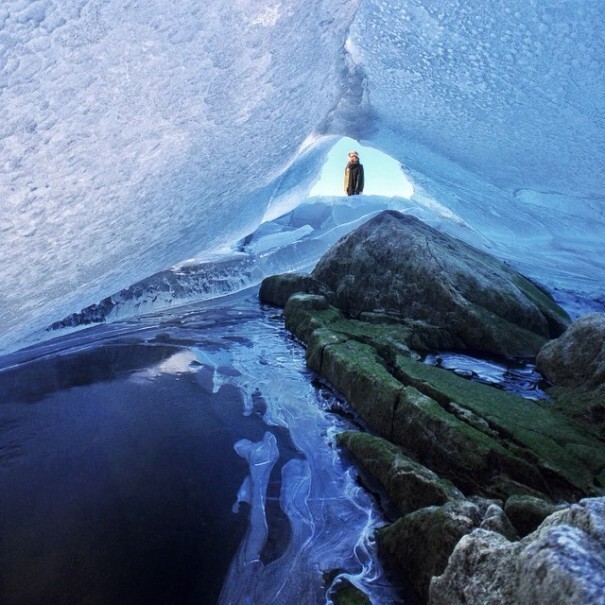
323;573;371;605
283;294;417;360
337;431;464;515
392;355;605;497
504;494;560;537
280;297;605;501
310;211;569;357
546;385;605;437
319;338;403;438
284;295;339;342
391;384;548;498
378;500;483;600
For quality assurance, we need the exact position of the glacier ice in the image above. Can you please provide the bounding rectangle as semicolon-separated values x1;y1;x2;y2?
0;0;357;349
1;0;604;352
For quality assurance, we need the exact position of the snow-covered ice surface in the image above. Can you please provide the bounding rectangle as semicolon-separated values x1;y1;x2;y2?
1;0;604;352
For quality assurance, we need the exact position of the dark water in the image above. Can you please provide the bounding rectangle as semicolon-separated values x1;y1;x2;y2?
0;291;403;605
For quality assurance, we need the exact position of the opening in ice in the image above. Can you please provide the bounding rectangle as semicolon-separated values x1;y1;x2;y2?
310;137;414;199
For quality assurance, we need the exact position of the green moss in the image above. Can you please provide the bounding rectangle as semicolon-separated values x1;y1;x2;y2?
321;339;403;438
547;386;605;436
393;355;605;494
284;302;341;343
391;385;550;496
323;572;371;605
337;431;399;468
306;328;347;372
281;299;605;498
338;431;464;515
283;297;415;361
511;274;571;335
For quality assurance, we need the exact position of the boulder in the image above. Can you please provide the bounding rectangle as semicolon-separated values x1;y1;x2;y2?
504;494;560;537
380;499;518;602
428;528;519;605
429;497;605;605
259;272;332;307
536;313;605;390
311;210;569;357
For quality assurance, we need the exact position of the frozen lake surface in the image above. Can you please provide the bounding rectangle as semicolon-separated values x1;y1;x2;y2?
0;288;406;605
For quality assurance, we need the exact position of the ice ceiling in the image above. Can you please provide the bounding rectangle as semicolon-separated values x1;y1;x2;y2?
1;0;604;351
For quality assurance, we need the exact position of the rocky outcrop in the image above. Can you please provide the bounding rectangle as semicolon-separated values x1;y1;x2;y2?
282;294;605;502
275;293;605;602
536;313;605;437
429;497;605;605
537;313;605;390
259;211;605;604
308;210;569;357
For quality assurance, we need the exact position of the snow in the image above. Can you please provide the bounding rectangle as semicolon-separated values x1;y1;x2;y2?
1;0;604;352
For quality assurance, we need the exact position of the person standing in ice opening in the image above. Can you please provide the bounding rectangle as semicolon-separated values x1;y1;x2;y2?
344;150;364;196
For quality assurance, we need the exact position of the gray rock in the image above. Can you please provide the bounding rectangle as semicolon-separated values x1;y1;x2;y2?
311;211;569;357
429;497;605;605
259;272;332;307
518;524;605;605
480;503;519;541
536;313;605;389
429;528;519;605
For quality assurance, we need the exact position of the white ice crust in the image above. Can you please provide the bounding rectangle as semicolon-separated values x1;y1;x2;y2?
1;0;604;350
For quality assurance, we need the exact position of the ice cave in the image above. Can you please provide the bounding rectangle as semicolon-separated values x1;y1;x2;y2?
0;2;604;604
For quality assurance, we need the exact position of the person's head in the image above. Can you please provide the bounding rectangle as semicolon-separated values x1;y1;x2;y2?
348;150;359;163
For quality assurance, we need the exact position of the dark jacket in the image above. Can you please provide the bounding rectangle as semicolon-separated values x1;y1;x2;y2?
344;162;364;196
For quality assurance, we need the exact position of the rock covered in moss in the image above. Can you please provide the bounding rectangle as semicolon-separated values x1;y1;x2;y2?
337;431;464;515
259;272;332;308
536;312;605;390
378;500;485;598
504;494;561;537
282;294;605;502
311;210;569;357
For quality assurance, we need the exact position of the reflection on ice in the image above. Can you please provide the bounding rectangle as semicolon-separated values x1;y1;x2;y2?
425;352;550;400
135;349;201;379
0;291;405;603
209;301;404;604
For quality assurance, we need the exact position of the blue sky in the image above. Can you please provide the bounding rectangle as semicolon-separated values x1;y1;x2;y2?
310;137;414;198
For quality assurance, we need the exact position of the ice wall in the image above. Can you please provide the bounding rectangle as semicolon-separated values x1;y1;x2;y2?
0;0;358;347
1;0;604;352
345;1;605;291
350;1;604;195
